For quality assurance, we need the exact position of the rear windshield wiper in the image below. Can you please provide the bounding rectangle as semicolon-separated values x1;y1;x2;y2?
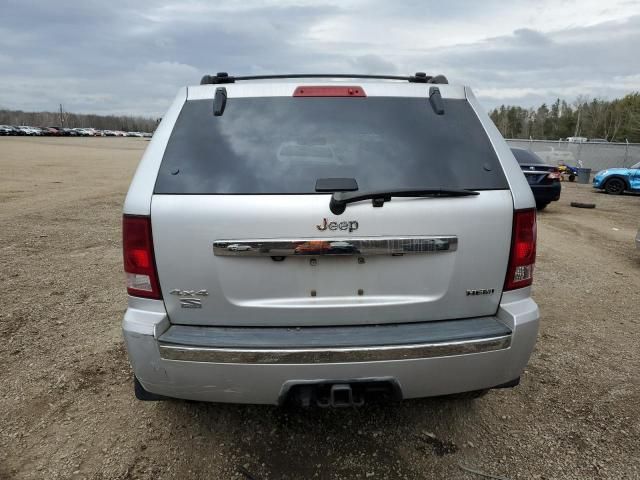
329;187;479;215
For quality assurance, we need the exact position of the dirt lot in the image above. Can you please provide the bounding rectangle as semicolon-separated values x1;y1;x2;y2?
1;137;639;480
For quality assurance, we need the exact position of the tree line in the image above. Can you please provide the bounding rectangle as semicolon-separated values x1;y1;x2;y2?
0;108;158;133
489;92;640;143
3;93;639;140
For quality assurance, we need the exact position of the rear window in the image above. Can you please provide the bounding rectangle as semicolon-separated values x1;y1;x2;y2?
511;148;546;165
155;96;508;194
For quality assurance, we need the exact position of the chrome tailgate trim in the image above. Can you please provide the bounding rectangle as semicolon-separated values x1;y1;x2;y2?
159;335;510;364
213;236;457;257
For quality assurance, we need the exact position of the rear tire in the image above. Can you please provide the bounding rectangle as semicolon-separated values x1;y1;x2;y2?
536;202;549;211
568;174;576;182
134;376;167;401
604;178;625;195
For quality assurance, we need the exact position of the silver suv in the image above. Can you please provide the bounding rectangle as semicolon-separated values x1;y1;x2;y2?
122;73;539;406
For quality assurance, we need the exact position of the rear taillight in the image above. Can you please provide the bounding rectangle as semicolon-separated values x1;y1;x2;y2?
122;215;161;299
547;168;561;180
504;209;537;291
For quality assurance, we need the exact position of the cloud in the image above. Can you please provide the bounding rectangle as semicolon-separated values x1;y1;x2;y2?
511;28;552;46
0;1;638;116
348;55;399;74
427;15;640;107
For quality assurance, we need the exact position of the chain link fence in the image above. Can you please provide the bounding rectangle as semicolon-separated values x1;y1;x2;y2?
505;139;640;171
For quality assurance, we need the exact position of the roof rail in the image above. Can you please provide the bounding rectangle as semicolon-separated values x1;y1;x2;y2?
200;72;448;85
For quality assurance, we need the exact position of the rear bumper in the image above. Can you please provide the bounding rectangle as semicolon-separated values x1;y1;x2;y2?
156;316;512;364
123;290;539;404
530;182;561;204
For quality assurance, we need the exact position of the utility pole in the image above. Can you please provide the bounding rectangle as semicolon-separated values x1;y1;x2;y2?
59;104;64;127
574;108;581;137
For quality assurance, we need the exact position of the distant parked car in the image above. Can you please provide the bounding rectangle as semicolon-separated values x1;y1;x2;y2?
592;162;640;195
127;131;144;137
45;127;64;136
18;126;40;135
103;130;117;136
0;125;14;135
40;127;60;136
51;126;75;136
566;136;588;143
72;128;92;136
511;148;561;210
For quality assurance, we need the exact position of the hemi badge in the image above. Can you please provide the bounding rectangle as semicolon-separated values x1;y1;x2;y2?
466;288;495;296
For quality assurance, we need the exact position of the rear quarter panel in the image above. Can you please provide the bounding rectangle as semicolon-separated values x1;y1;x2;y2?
465;87;535;211
124;87;187;216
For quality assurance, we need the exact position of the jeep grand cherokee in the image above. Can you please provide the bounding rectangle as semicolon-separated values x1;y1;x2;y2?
122;72;539;406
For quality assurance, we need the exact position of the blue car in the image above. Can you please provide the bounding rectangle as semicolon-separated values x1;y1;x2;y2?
593;161;640;194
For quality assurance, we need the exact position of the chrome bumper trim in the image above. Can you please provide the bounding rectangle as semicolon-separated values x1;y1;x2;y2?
158;334;511;364
213;236;457;257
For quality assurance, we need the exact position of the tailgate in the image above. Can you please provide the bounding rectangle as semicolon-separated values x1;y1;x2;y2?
151;192;512;327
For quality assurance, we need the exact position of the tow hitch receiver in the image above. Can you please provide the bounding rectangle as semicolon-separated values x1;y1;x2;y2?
284;380;401;408
322;384;363;408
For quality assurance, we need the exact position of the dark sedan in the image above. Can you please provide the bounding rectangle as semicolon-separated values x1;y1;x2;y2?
511;148;561;210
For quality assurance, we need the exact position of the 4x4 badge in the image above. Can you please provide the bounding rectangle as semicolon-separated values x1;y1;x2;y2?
170;289;208;296
316;218;359;233
170;289;208;309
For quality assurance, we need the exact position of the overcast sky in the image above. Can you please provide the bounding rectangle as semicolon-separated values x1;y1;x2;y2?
1;0;639;117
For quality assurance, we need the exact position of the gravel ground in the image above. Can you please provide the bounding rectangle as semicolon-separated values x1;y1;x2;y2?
1;137;639;480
